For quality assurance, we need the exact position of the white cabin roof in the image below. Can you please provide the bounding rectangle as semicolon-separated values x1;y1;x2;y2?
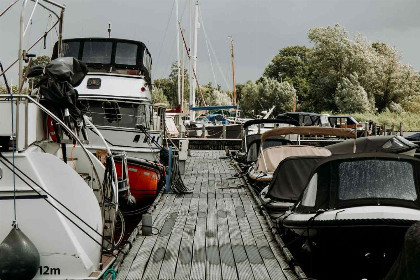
76;73;152;101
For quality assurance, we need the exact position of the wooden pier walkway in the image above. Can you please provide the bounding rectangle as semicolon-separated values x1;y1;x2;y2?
116;150;297;280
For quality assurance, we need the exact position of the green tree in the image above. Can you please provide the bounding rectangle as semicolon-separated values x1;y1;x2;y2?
240;78;296;117
335;73;372;113
263;46;311;105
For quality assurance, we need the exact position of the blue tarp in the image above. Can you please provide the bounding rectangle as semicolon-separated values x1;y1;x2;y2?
190;105;237;111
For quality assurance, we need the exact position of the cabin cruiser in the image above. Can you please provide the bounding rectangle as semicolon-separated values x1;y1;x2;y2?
51;38;166;208
247;127;354;190
0;58;122;279
278;153;420;279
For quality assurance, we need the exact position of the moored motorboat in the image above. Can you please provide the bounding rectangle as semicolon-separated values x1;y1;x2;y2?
247;126;354;190
0;58;123;279
279;153;420;279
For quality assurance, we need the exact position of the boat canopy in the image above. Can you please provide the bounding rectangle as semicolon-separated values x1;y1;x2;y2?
243;116;300;129
266;156;327;202
254;145;331;173
261;126;356;142
295;153;420;214
327;135;418;154
52;38;152;83
278;112;321;126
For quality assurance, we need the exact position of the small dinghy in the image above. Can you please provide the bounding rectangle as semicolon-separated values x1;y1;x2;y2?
114;156;165;207
279;153;420;279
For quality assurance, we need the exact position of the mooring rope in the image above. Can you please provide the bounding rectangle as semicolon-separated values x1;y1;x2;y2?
10;89;18;229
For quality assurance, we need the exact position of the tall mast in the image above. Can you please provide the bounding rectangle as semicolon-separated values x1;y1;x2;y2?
189;0;194;120
191;0;199;118
181;29;185;112
228;36;237;106
176;0;181;108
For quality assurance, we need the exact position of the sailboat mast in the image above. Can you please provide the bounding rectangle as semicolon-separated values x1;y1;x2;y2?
192;0;199;113
189;0;194;120
229;36;237;106
176;0;181;108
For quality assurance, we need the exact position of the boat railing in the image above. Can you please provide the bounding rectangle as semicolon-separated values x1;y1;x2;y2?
0;94;118;204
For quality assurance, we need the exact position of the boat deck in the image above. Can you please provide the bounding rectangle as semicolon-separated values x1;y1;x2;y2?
116;150;297;280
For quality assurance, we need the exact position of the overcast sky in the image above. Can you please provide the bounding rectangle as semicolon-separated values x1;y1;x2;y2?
1;0;420;89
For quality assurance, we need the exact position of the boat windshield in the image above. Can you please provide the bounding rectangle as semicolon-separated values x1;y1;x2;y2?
80;100;152;129
338;160;417;201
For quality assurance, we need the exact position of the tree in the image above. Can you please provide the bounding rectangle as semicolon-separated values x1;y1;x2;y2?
335;73;371;113
263;46;311;105
307;24;420;113
154;62;189;108
151;86;169;106
240;78;296;117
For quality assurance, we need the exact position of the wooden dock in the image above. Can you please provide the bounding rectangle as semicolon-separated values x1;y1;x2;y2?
116;150;298;280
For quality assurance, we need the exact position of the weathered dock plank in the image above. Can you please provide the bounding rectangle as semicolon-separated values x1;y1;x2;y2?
117;150;296;280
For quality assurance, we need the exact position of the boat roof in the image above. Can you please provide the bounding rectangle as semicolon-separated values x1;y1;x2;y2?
295;153;420;213
52;37;152;83
261;126;356;142
254;145;331;173
326;135;418;154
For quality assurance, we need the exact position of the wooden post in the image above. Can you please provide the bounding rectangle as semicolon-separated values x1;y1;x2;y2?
222;124;227;139
201;125;206;138
372;122;376;136
400;122;403;136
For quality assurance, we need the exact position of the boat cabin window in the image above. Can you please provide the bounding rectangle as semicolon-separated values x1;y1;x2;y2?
116;43;138;65
83;41;113;64
338;160;417;201
301;173;318;207
80;100;152;129
62;41;80;58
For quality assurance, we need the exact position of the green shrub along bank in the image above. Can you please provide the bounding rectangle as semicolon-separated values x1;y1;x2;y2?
350;112;420;131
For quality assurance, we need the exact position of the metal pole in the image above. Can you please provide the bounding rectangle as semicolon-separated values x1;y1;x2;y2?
57;8;64;57
181;29;185;112
19;0;29;89
176;0;181;108
192;0;199;115
165;146;173;193
189;0;194;120
228;36;237;106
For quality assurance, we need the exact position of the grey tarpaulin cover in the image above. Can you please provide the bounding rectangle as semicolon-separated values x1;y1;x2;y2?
266;156;326;201
326;136;417;154
384;221;420;280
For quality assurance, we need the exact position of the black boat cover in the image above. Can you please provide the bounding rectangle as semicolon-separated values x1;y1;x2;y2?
30;57;88;123
243;116;300;129
266;156;326;201
326;136;418;154
406;132;420;142
384;221;420;280
294;153;420;214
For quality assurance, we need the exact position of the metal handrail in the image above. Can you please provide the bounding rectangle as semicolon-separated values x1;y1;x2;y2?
0;94;104;192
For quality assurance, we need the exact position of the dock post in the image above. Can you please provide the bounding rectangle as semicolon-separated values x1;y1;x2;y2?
400;122;403;136
222;124;227;139
165;146;172;193
142;214;153;236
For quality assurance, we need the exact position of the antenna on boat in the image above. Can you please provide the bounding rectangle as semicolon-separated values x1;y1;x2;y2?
108;23;112;38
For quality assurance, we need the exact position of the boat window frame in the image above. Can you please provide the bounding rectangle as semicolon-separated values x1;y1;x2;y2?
331;158;420;210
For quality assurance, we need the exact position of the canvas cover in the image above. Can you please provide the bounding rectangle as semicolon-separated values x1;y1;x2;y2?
261;126;356;142
266;156;327;201
254;145;332;173
295;153;420;214
327;136;418;154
